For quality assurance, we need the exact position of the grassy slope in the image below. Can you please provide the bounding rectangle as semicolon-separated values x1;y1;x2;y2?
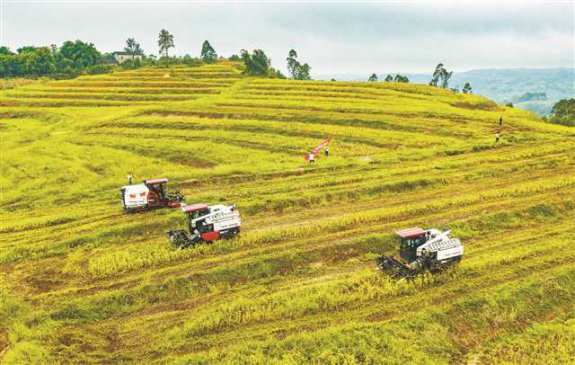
1;62;574;364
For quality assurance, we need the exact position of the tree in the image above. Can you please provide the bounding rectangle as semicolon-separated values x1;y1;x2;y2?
286;49;311;80
201;40;217;63
99;52;117;64
297;63;311;80
158;29;174;57
22;47;55;76
124;38;144;61
384;74;393;82
0;46;13;55
0;54;23;77
286;49;299;78
441;69;453;89
462;82;472;94
429;63;443;86
394;74;409;83
429;63;453;89
228;54;240;61
549;98;575;126
60;40;100;69
368;73;378;82
241;49;271;75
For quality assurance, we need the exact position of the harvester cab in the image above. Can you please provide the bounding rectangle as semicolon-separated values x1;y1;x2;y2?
167;203;241;249
378;227;463;279
121;178;185;213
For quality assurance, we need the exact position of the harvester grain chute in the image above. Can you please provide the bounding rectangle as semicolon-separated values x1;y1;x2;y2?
121;178;185;213
167;203;241;249
377;227;463;279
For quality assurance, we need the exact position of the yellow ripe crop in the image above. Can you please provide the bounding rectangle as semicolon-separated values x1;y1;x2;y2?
1;61;573;364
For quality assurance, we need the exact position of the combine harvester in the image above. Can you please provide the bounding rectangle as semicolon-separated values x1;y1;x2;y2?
167;203;241;249
121;178;185;213
378;227;464;279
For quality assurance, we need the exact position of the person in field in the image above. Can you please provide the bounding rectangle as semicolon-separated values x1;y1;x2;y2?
499;116;503;126
127;173;134;185
324;146;329;157
309;152;315;163
495;131;500;143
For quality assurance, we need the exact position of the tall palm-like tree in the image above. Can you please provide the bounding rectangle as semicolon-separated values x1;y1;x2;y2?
286;49;299;78
157;29;174;58
124;38;144;61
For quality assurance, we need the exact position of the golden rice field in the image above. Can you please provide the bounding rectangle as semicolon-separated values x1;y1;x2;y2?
1;61;574;364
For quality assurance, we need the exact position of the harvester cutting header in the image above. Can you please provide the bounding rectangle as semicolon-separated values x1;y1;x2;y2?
121;178;184;213
378;227;464;279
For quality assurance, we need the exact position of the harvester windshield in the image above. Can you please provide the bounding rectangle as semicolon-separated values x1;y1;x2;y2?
183;204;209;219
396;227;426;262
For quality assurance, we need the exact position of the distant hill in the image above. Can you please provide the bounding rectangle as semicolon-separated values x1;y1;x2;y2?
318;68;575;115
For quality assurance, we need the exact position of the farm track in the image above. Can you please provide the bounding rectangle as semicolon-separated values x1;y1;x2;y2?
1;62;574;364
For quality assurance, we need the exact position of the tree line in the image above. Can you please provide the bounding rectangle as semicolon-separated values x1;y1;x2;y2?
0;41;114;78
0;29;306;80
368;73;409;83
367;63;473;94
1;27;476;92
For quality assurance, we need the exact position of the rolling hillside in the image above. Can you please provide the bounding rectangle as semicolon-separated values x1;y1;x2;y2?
320;67;575;115
1;61;574;364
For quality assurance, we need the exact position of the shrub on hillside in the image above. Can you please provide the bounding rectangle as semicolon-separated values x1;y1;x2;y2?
87;63;115;74
118;59;142;70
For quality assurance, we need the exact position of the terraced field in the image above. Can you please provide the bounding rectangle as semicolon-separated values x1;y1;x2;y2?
1;61;574;364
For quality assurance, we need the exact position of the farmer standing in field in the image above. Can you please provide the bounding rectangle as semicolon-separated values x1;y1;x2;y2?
309;152;315;163
127;172;134;185
324;145;329;157
495;131;500;143
499;116;503;126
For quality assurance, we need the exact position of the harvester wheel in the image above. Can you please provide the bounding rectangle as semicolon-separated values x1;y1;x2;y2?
148;191;160;207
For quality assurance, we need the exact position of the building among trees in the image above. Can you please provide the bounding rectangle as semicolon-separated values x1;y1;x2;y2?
113;52;143;63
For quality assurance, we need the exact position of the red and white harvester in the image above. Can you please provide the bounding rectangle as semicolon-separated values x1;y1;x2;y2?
121;178;185;213
377;227;464;279
167;203;241;248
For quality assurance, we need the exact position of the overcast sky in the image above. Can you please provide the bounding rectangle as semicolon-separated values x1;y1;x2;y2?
1;1;573;75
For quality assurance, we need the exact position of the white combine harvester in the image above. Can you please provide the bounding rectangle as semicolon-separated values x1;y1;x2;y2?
121;178;184;213
167;203;241;248
378;227;464;279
